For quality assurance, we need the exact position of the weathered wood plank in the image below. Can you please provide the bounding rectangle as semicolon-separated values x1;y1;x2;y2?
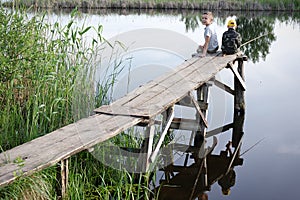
150;106;174;162
176;95;208;110
0;114;142;187
94;54;237;120
229;63;246;91
205;123;234;138
213;79;235;95
189;92;208;128
134;55;237;117
0;53;242;187
103;57;200;107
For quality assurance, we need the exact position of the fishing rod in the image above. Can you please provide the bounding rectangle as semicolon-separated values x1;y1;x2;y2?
240;32;271;47
240;137;266;156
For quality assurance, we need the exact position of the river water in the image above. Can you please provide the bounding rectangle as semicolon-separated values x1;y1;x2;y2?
47;9;299;200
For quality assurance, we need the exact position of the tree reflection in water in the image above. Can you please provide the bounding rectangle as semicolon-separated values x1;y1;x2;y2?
237;17;276;63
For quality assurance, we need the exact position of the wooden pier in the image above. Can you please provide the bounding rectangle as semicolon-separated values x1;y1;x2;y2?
0;52;247;198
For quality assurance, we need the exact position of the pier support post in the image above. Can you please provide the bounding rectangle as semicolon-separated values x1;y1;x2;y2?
56;158;69;199
193;83;210;148
139;120;155;172
232;56;247;158
234;58;246;114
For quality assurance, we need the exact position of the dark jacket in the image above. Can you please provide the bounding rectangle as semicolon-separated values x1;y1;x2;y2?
221;28;242;55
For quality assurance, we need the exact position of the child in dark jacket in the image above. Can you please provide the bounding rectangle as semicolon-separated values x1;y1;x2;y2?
221;19;242;55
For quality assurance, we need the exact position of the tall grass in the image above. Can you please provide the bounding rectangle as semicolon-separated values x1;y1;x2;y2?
0;6;156;199
4;0;300;10
0;7;102;150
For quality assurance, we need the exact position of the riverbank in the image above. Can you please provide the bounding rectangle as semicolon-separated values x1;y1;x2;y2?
3;0;299;11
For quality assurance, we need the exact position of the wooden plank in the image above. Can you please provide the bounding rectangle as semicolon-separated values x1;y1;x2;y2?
229;63;246;91
56;159;68;199
102;57;201;107
170;117;201;131
150;106;174;162
94;104;160;118
139;121;155;172
96;56;214;109
176;95;208;110
129;54;237;111
234;59;246;113
94;54;238;120
213;79;235;95
189;92;208;128
205;123;234;138
0;114;142;187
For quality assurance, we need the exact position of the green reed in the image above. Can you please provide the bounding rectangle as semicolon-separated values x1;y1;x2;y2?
5;0;299;10
0;6;156;199
0;7;100;150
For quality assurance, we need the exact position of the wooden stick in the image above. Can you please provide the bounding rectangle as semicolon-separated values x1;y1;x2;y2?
189;92;208;128
150;106;174;162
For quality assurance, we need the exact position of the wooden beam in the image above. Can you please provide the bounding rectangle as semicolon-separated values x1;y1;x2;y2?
189;92;208;128
234;59;246;113
94;105;158;118
176;95;208;110
205;123;234;138
228;63;246;91
56;159;68;199
150;106;175;162
213;79;235;96
139;120;155;172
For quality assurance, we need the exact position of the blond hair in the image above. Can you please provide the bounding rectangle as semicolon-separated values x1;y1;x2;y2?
203;11;214;21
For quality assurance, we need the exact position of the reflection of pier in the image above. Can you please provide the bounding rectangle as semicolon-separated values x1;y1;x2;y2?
151;55;247;199
155;108;245;200
0;52;247;198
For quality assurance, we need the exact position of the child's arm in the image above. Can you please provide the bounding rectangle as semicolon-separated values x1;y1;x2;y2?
201;36;210;57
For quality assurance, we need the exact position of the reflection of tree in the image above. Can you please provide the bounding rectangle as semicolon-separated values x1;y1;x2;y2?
180;14;200;32
237;17;276;63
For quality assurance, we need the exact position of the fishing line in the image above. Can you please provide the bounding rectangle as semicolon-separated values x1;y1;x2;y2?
240;137;266;156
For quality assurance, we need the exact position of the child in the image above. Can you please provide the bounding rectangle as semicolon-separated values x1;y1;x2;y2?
193;12;219;57
221;19;242;55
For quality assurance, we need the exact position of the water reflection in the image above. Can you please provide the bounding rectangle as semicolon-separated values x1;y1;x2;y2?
237;17;276;63
153;111;245;200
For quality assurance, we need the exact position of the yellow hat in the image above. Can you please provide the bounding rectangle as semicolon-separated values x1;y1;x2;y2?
227;19;237;27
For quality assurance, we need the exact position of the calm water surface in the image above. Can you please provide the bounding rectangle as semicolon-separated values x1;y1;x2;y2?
51;10;300;199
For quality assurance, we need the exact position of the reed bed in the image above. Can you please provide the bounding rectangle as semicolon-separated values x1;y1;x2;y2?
0;6;152;199
4;0;299;11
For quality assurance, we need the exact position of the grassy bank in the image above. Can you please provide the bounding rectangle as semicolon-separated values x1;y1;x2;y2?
4;0;300;11
0;6;153;199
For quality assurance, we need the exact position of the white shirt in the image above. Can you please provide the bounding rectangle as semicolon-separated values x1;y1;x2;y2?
204;23;219;51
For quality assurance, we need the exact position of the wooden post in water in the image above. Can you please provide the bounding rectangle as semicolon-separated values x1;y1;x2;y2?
232;56;247;156
234;57;247;114
138;119;155;172
194;83;211;187
193;83;210;148
56;159;69;199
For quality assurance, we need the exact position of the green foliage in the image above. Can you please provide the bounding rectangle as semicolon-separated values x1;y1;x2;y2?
0;167;57;200
0;7;114;199
0;7;104;150
67;151;153;200
237;16;277;63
